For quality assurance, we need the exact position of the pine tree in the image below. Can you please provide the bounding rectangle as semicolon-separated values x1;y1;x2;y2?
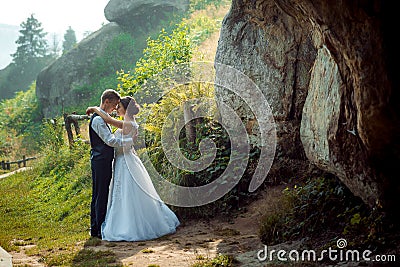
49;33;61;57
11;14;48;66
62;26;77;53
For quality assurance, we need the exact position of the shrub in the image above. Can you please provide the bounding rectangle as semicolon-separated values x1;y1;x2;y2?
0;83;42;157
117;22;193;104
258;175;393;251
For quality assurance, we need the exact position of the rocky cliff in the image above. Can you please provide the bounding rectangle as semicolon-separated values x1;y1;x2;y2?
36;0;188;117
215;0;399;218
36;23;124;116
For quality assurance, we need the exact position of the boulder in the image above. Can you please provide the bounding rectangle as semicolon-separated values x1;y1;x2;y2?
104;0;189;31
215;0;318;181
215;0;400;217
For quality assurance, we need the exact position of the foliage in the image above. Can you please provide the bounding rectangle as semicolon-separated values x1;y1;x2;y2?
11;14;49;66
259;176;354;244
258;175;393;251
90;33;136;79
39;118;65;153
134;80;260;218
117;22;193;103
191;253;234;267
185;15;222;45
63;26;77;54
1;15;54;100
189;0;226;11
0;83;42;157
0;56;54;100
71;249;121;267
141;83;217;184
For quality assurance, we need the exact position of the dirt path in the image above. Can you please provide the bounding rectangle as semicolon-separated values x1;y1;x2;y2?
9;244;44;267
82;189;278;267
0;167;32;180
85;219;263;266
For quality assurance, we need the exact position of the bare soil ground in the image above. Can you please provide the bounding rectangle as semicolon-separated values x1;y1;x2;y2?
80;189;273;267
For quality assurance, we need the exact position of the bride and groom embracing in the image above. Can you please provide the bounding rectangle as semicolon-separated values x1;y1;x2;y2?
86;89;180;241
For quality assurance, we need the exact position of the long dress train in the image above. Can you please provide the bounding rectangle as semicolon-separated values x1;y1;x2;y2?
101;121;180;241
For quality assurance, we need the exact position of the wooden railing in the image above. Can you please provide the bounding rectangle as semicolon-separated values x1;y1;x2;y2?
0;156;37;170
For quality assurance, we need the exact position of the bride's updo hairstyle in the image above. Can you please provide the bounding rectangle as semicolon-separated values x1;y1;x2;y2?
120;96;140;119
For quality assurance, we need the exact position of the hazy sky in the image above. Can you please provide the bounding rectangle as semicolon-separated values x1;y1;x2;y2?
0;0;110;38
0;0;110;68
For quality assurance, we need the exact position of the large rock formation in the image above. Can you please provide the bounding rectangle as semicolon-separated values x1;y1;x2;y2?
36;0;189;117
215;0;399;218
105;0;188;31
36;23;124;116
215;0;317;182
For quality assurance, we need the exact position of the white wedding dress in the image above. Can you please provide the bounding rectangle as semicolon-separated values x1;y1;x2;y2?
101;121;180;241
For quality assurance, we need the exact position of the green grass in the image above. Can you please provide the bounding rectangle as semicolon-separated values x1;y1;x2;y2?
140;248;155;253
0;144;95;266
71;249;122;267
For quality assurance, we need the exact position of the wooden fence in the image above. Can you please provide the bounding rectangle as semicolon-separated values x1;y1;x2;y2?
0;114;90;171
0;156;37;170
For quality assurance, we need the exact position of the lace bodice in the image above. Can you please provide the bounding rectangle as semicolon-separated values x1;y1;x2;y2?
114;121;139;156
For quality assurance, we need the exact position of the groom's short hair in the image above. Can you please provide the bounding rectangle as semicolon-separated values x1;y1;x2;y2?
101;89;120;104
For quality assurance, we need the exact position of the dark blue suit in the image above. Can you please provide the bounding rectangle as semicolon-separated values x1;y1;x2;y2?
89;113;114;237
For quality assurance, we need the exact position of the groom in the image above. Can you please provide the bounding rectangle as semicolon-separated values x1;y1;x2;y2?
88;89;132;238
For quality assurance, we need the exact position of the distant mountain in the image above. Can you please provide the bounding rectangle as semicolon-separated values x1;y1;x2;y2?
0;24;19;70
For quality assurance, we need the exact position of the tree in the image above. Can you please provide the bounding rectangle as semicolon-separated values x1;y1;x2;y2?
1;14;54;100
62;26;77;53
49;33;61;57
11;14;48;66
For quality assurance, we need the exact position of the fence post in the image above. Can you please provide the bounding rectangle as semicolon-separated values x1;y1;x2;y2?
183;101;196;145
1;160;4;170
64;113;74;147
23;155;27;167
6;161;10;170
72;115;81;136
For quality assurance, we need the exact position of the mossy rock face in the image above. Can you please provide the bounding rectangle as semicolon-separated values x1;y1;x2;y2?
36;0;189;118
36;23;125;118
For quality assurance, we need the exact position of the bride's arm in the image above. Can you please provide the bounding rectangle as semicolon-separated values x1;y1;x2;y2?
86;106;123;129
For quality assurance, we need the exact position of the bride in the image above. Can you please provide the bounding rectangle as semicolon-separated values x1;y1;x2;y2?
86;96;180;241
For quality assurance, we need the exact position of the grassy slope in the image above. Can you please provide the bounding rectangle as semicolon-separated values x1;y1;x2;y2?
0;144;92;265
